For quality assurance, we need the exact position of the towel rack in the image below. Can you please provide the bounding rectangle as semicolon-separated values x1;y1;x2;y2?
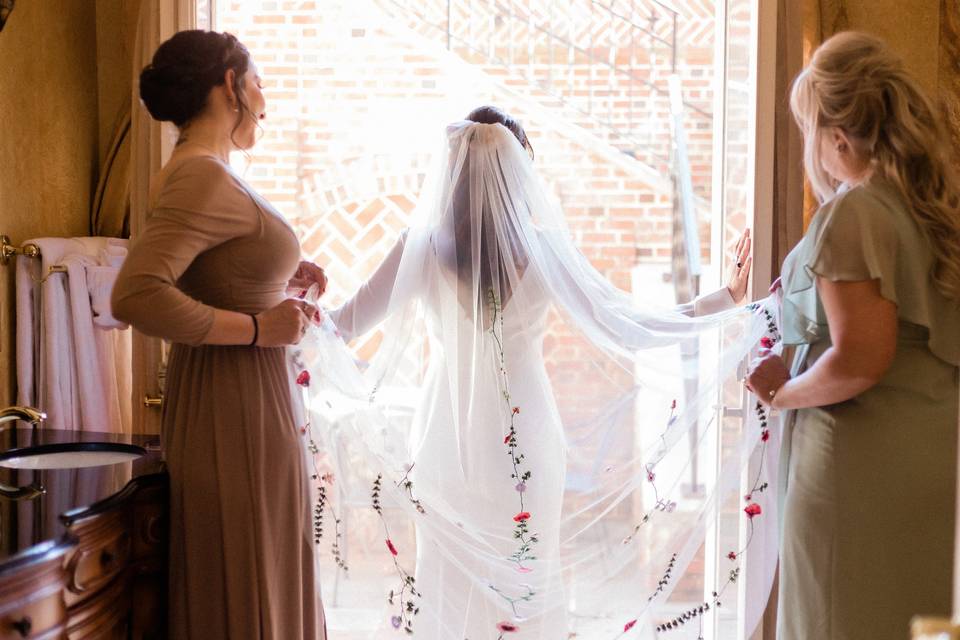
1;235;40;265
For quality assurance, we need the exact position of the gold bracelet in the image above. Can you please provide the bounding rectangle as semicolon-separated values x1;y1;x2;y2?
768;383;783;408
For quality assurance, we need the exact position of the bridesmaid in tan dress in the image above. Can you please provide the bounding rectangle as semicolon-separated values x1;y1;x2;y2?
747;33;960;639
112;31;327;639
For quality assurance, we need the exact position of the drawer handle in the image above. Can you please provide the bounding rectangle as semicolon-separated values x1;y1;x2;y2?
11;616;32;637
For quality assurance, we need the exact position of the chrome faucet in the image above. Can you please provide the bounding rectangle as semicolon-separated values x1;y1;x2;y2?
0;405;46;500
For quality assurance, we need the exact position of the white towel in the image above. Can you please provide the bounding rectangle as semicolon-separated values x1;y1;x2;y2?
89;240;129;330
15;237;132;433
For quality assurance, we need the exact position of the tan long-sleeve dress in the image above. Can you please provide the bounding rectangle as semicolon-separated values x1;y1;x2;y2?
112;155;324;639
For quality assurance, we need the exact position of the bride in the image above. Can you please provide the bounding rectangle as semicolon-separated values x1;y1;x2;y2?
313;106;763;638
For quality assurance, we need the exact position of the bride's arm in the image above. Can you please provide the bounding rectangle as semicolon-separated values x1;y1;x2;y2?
676;229;752;317
329;232;410;342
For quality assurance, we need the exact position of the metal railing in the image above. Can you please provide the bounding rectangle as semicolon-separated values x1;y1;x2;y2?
380;0;712;165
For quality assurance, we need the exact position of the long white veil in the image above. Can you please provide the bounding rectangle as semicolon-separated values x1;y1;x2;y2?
293;121;779;638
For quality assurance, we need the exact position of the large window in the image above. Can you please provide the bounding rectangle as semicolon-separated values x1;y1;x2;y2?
212;1;772;636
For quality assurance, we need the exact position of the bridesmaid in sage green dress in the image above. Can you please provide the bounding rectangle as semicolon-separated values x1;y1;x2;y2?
746;32;960;640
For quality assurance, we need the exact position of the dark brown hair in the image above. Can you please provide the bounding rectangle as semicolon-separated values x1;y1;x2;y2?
466;105;534;160
139;30;251;137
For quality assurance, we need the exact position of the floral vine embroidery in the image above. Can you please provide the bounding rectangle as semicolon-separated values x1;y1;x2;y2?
397;463;426;515
372;474;421;633
489;290;538;573
489;583;536;619
294;361;347;573
621;306;779;636
647;553;678;602
620;399;679;548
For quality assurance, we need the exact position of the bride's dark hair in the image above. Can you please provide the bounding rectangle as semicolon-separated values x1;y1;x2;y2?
452;107;533;316
466;105;535;160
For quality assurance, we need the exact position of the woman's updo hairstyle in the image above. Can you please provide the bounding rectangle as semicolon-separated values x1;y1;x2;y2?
466;105;534;160
139;30;250;128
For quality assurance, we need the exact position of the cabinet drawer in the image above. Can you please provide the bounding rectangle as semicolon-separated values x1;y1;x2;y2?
63;513;131;608
0;541;71;640
65;574;130;640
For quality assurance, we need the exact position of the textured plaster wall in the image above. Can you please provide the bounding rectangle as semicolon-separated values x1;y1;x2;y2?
0;0;136;406
809;0;946;116
0;0;99;405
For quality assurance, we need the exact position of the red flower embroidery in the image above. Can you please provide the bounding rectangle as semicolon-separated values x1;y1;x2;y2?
646;471;656;483
727;551;737;560
299;425;307;435
513;512;531;522
623;619;637;632
744;503;762;518
744;494;753;502
670;399;677;410
497;622;518;632
296;289;307;299
761;430;770;442
760;336;774;349
512;407;520;415
386;539;398;556
296;370;311;387
504;433;512;444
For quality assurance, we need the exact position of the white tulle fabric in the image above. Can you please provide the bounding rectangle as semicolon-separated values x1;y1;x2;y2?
294;121;779;639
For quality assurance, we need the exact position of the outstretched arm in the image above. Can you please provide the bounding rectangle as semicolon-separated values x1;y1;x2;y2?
329;232;411;342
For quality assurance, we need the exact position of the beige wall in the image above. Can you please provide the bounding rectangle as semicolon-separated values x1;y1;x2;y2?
844;0;942;96
0;0;136;407
808;0;944;92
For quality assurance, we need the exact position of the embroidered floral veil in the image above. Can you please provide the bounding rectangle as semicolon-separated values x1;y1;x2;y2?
292;121;780;638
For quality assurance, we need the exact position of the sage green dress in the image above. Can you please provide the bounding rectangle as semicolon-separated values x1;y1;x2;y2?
777;177;960;640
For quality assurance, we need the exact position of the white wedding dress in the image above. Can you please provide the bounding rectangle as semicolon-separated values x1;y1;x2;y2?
306;121;771;638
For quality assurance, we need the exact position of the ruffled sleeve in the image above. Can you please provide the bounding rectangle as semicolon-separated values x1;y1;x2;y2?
806;186;900;304
779;181;960;365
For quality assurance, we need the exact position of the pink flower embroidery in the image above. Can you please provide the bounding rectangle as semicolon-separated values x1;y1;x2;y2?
296;370;311;387
299;425;307;435
504;433;512;444
744;503;762;518
646;471;656;482
760;336;774;349
386;539;398;556
513;512;531;522
670;399;677;410
623;619;637;632
761;430;770;442
497;622;518;632
744;494;753;502
727;551;737;560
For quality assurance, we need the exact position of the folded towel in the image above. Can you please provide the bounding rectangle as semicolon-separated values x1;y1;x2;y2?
90;239;129;329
